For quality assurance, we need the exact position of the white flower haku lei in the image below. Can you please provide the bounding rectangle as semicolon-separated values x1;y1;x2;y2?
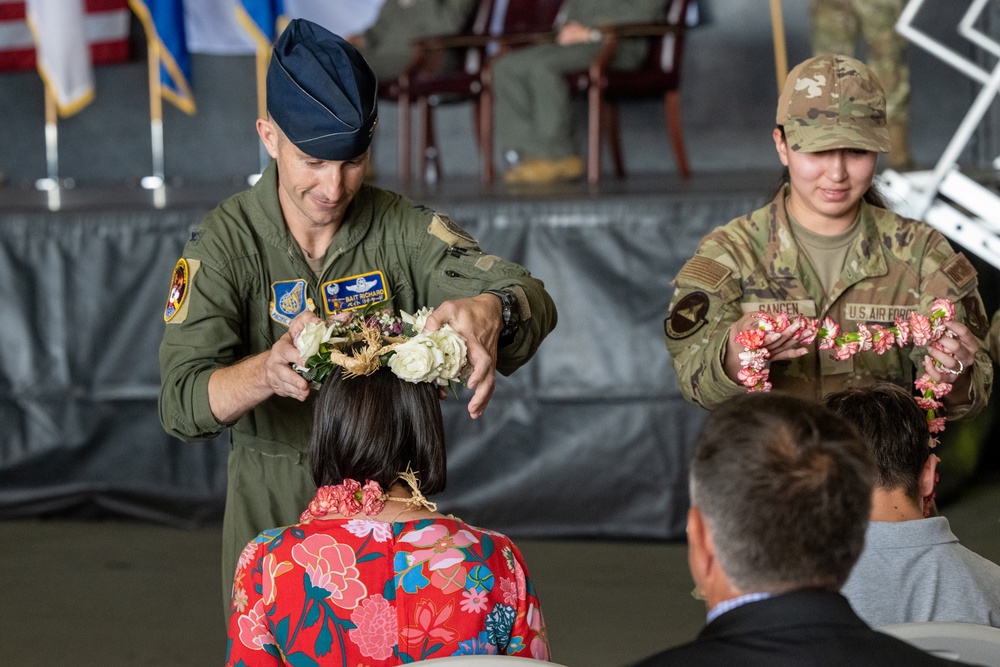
293;304;469;388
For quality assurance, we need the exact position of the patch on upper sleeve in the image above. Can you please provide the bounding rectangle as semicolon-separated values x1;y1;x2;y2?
941;253;977;291
676;256;731;290
164;258;199;323
428;213;477;248
961;295;989;339
665;291;711;340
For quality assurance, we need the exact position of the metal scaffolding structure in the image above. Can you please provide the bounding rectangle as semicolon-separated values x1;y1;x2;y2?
880;0;1000;269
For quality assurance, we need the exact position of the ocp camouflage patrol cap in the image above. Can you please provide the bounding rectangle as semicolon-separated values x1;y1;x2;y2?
266;18;378;160
776;54;890;154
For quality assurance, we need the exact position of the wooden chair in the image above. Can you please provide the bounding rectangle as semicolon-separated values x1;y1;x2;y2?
476;0;563;184
393;0;563;184
566;0;693;184
377;0;495;184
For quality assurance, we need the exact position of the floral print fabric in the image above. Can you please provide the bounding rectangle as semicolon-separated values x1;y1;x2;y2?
227;518;549;666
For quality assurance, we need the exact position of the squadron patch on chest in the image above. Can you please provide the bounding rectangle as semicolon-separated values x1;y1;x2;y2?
322;270;389;315
665;291;710;340
270;279;314;325
164;258;198;323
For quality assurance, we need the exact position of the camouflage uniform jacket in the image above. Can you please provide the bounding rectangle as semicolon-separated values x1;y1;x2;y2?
664;189;992;415
158;161;556;598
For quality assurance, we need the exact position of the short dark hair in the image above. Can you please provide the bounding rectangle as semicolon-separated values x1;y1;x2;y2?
822;382;930;500
691;393;874;593
309;367;446;494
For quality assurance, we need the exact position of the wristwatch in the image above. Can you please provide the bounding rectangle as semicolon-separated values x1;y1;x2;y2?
483;288;520;345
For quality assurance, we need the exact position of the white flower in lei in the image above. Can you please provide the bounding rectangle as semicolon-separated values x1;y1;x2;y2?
401;307;434;333
295;321;334;359
387;334;445;384
428;326;468;385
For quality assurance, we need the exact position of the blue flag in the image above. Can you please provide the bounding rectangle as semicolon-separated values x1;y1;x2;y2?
236;0;286;51
129;0;195;114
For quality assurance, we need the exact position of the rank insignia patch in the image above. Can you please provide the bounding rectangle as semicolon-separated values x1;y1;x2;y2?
270;279;312;325
164;258;197;323
665;291;710;340
322;270;388;315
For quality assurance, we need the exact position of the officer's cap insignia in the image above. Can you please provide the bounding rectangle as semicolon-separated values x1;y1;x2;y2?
665;291;710;340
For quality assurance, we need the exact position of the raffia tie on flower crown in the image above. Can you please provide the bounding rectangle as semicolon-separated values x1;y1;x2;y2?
736;299;958;434
299;468;438;523
293;303;469;387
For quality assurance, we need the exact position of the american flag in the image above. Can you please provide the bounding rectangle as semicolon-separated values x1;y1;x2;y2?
0;0;130;71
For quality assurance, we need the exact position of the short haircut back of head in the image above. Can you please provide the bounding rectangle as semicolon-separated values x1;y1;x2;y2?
823;382;930;500
691;393;875;593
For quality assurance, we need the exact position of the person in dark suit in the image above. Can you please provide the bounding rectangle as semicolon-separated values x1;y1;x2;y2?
633;393;967;666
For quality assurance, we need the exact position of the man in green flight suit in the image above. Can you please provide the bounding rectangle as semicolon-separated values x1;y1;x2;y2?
493;0;669;185
158;19;557;610
345;0;479;81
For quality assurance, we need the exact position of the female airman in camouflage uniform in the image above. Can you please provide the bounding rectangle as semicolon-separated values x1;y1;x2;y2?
664;55;991;417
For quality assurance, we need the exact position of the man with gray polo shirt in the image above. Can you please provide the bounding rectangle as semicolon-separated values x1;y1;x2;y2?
157;19;557;608
825;383;1000;628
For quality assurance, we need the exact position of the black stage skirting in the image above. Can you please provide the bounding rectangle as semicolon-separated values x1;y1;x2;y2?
9;175;989;539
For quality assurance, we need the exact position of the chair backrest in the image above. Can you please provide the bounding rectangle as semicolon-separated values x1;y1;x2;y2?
495;0;563;34
469;0;496;36
879;621;1000;666
647;0;692;76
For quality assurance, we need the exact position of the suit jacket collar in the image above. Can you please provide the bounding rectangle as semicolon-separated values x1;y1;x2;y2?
700;589;866;641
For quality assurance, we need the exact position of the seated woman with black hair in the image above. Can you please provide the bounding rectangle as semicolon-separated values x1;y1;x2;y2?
226;307;550;666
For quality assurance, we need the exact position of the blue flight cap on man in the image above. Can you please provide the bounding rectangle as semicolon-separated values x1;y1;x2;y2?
266;18;379;160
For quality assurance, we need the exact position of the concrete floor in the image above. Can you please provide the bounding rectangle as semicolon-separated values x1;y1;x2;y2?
3;472;999;667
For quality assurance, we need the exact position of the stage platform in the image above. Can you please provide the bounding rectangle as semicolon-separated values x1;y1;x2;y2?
1;171;996;540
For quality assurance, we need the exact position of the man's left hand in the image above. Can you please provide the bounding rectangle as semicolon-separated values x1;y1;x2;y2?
422;294;503;419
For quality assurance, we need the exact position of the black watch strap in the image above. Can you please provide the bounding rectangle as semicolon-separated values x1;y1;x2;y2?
483;288;520;344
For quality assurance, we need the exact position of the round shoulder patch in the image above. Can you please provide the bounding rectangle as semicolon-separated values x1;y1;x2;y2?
665;291;711;340
164;259;189;322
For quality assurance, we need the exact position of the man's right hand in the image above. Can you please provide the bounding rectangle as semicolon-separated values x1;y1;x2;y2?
722;313;807;384
207;310;322;423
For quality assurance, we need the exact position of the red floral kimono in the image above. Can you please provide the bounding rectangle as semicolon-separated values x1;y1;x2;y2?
227;517;549;666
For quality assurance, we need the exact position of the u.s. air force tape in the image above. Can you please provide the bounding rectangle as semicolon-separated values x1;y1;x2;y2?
665;291;710;339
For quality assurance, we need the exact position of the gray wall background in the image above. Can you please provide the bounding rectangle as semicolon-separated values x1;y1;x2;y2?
1;0;999;189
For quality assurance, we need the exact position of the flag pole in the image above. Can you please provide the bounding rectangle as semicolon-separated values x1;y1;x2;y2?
770;0;789;92
255;45;269;180
36;86;61;210
143;36;166;206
